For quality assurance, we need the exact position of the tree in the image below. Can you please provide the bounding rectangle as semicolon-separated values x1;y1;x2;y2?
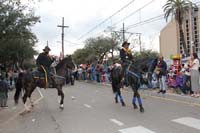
0;0;40;68
85;36;119;63
163;0;193;56
72;36;119;65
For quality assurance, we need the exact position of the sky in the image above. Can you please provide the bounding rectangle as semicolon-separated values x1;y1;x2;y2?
27;0;196;56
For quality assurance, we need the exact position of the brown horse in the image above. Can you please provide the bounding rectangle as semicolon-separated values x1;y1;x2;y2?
14;56;75;111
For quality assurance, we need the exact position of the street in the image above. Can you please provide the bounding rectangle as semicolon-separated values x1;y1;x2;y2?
0;81;200;133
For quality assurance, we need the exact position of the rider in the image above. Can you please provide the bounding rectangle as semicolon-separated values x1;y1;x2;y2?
120;41;133;87
36;46;55;88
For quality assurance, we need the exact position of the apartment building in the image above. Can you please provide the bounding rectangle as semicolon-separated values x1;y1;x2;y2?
160;7;200;59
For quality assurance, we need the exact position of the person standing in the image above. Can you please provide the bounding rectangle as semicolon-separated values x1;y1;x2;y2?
0;76;9;107
190;53;200;97
157;56;167;94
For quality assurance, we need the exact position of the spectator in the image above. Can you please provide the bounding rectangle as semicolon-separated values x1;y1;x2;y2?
190;53;200;97
157;56;167;94
180;63;193;95
0;76;9;108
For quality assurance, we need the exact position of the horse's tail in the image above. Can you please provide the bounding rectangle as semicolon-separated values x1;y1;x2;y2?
111;67;123;93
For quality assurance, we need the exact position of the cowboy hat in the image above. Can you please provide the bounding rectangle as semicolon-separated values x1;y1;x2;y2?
122;41;130;47
43;46;51;51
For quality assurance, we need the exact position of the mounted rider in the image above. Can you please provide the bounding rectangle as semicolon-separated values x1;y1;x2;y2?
36;46;56;88
120;41;133;87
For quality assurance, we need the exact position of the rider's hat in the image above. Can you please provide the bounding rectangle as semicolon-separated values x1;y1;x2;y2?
122;41;130;47
43;46;51;51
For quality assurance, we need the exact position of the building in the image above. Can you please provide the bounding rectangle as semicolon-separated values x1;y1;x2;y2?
160;7;200;59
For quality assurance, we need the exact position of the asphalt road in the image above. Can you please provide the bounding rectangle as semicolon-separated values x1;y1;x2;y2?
0;81;200;133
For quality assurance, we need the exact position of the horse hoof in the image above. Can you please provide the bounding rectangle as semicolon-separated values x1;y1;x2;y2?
59;104;64;110
133;104;138;109
115;98;118;103
140;107;144;113
121;102;126;107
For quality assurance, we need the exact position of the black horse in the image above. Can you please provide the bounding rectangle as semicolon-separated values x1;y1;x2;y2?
14;56;75;111
111;61;148;112
127;62;149;112
110;64;125;106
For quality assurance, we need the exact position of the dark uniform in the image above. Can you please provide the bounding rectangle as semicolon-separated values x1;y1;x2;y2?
36;46;55;87
120;41;133;87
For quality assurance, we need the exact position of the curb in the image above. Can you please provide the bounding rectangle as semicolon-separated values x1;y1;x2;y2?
140;90;200;106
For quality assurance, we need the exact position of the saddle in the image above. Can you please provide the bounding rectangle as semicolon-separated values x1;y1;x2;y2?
32;67;56;88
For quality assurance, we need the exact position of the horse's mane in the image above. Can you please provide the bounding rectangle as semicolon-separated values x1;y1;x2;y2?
55;57;69;70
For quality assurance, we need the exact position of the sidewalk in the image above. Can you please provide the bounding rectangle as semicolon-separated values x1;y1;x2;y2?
84;80;200;107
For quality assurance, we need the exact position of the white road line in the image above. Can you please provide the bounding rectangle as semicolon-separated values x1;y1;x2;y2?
110;119;124;126
172;117;200;130
119;126;156;133
37;87;44;98
84;104;92;108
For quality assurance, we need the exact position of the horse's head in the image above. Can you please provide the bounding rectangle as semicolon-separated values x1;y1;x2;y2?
128;63;148;86
55;55;75;77
56;55;75;70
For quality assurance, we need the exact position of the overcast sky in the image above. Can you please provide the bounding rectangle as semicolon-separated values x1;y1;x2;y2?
29;0;196;56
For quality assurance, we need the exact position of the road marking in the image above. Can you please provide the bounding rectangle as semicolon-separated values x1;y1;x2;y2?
37;87;44;98
84;104;92;108
119;126;155;133
110;119;124;126
172;117;200;130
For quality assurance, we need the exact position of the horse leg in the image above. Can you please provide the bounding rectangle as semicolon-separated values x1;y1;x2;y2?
135;90;144;113
22;85;35;111
22;91;30;112
114;92;118;103
28;86;36;108
132;91;138;109
14;85;22;104
57;85;64;109
118;88;125;106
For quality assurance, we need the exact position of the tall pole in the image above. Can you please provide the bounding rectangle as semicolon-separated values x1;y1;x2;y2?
122;23;125;42
189;2;194;55
57;17;69;58
139;34;141;52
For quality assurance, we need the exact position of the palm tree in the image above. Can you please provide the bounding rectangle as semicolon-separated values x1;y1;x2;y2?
163;0;191;56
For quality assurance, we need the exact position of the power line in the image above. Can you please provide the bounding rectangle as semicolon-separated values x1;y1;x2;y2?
77;0;136;40
126;14;164;29
113;0;157;26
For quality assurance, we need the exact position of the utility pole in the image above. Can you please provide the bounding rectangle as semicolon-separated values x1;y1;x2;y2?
139;34;142;52
122;23;125;42
57;17;69;58
189;1;194;55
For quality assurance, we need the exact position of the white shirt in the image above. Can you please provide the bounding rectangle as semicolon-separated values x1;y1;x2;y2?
191;58;199;70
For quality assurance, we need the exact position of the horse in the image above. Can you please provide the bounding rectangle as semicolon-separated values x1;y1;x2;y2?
14;56;75;111
110;63;125;106
127;62;149;113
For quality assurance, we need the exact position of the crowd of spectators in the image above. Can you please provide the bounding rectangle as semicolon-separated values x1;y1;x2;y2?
74;61;112;83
